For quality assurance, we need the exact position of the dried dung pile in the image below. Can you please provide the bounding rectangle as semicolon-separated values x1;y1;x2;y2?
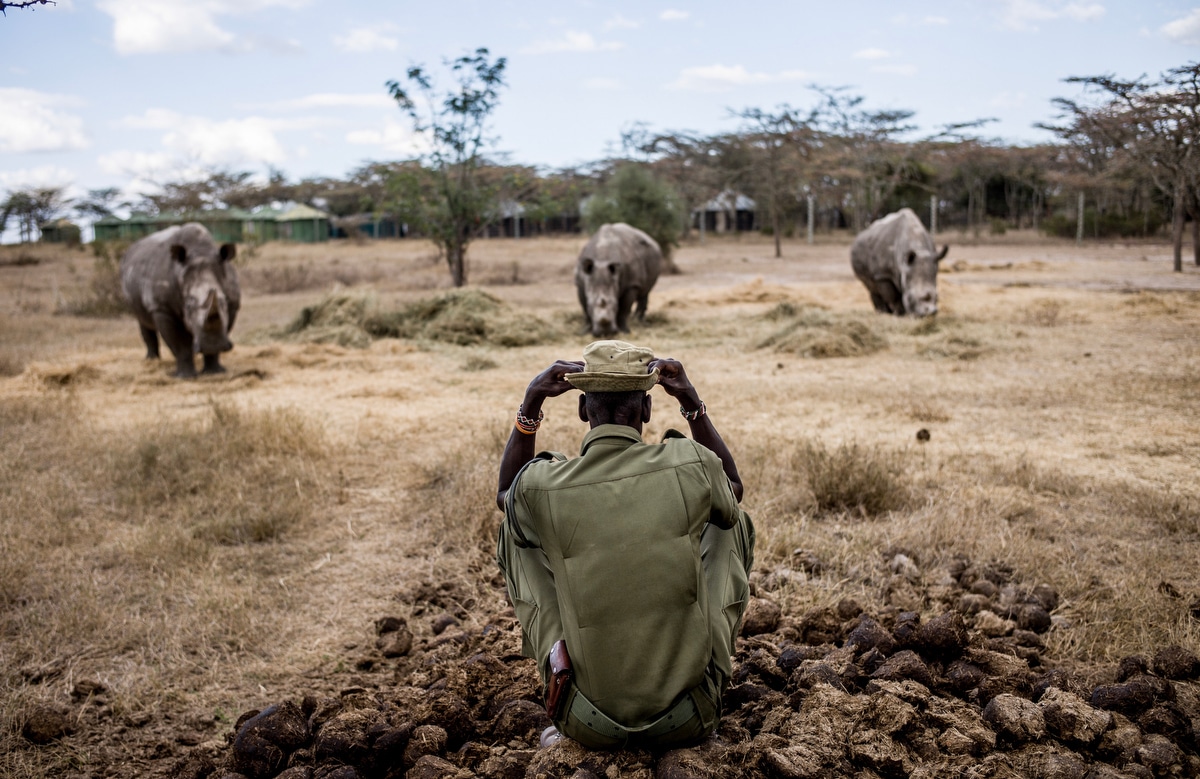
280;290;561;349
165;557;1198;779
757;303;888;359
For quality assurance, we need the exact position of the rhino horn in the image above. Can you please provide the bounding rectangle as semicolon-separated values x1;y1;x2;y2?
936;245;949;262
204;290;222;330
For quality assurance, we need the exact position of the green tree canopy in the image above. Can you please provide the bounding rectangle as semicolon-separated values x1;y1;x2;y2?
583;164;683;271
386;48;507;287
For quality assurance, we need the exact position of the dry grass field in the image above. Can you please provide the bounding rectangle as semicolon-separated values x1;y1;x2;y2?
1;231;1198;778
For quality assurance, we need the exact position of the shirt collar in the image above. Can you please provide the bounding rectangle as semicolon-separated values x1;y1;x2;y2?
580;424;644;456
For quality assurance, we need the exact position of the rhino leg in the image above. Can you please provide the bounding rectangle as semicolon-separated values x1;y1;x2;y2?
616;288;638;332
153;312;197;379
633;288;650;322
868;288;892;313
576;283;593;334
201;353;226;375
138;324;160;359
872;279;904;315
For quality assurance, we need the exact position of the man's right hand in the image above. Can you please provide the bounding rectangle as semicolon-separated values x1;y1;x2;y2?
524;360;584;406
498;360;583;511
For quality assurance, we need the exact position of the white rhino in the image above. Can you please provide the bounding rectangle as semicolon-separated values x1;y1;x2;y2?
120;222;240;378
574;223;662;337
851;208;948;317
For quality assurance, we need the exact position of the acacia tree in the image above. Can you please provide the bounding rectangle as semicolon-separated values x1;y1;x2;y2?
729;108;801;257
1;187;69;242
386;48;507;286
1045;64;1200;271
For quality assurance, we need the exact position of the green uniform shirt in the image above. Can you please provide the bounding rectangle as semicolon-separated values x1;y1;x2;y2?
505;424;747;726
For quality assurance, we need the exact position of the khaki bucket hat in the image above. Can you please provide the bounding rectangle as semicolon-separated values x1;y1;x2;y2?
565;340;659;392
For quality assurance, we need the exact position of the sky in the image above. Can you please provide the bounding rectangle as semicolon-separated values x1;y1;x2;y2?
3;0;1200;225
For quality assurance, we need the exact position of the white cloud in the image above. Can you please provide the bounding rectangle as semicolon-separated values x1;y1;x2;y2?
1163;9;1200;46
0;88;89;153
854;48;890;59
923;15;950;25
261;93;395;110
332;27;398;53
990;90;1028;108
345;120;429;155
165;118;287;165
667;64;808;92
96;0;309;55
0;166;76;191
1063;2;1105;20
97;150;178;180
660;9;689;21
999;0;1105;31
117;109;292;166
584;77;621;90
603;14;639;30
872;64;918;77
521;31;623;54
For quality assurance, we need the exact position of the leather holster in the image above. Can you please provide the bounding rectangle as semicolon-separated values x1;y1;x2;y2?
546;640;573;719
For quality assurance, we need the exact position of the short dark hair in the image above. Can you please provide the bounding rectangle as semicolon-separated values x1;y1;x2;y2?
584;390;645;423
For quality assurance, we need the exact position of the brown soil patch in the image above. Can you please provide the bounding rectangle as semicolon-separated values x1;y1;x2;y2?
1;233;1198;777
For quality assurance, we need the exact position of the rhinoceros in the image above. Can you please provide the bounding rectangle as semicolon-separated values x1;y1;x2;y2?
851;208;948;317
120;222;240;378
574;223;662;337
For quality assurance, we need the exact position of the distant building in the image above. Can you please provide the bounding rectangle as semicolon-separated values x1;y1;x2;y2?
93;210;251;244
275;204;331;243
329;212;403;240
692;190;757;233
94;205;332;244
38;218;82;245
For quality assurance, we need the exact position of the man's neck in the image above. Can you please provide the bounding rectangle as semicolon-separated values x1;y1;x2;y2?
588;418;642;433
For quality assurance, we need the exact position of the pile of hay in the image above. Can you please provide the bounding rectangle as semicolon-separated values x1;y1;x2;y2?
281;293;374;348
280;289;561;349
758;303;888;358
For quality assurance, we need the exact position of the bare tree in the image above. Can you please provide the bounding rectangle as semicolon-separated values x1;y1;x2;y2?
0;0;56;13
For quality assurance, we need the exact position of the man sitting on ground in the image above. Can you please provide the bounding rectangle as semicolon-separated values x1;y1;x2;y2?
495;340;755;749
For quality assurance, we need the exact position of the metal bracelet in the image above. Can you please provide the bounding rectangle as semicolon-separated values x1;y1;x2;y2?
679;400;706;421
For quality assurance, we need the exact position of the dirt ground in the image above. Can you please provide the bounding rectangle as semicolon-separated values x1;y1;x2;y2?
1;231;1198;778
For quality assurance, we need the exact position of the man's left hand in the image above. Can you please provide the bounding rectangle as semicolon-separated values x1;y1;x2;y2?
649;357;701;410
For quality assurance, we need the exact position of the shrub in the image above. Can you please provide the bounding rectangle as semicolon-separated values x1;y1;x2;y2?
1042;209;1164;239
583;164;683;264
793;440;911;517
112;403;330;545
56;254;128;317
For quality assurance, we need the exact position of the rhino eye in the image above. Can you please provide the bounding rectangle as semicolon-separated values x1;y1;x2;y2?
906;252;916;266
582;259;594;274
607;264;618;275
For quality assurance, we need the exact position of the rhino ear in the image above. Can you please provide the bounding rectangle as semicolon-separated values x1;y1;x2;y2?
170;244;187;264
219;243;237;262
936;245;949;262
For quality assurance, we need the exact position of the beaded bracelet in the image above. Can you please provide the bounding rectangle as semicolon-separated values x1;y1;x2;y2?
679;400;706;421
515;406;545;435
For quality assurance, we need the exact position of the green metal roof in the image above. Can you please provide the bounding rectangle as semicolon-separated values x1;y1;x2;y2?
276;204;330;222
